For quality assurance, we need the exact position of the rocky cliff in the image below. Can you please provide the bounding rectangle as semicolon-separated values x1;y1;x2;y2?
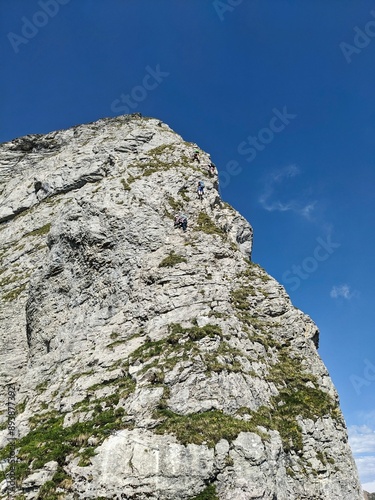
0;114;363;499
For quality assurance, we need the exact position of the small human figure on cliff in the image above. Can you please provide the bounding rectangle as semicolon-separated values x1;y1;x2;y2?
34;178;50;200
208;163;216;176
197;181;205;200
174;214;188;232
193;149;200;162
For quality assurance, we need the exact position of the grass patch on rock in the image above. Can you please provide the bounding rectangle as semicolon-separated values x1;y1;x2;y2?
230;281;280;349
25;223;51;237
229;273;339;453
204;342;244;374
178;186;190;202
195;212;224;236
133;144;182;176
158;251;187;268
169;323;223;342
231;286;256;309
153;361;337;454
239;262;270;283
191;484;219;500
0;273;24;287
37;466;72;499
130;323;232;377
120;178;131;191
167;196;183;212
106;339;128;349
0;402;133;486
86;374;135;397
153;408;267;448
2;283;27;301
237;349;338;453
266;349;338;448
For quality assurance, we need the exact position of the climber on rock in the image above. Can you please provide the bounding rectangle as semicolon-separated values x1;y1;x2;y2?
193;149;200;162
174;213;188;232
208;163;216;176
34;178;50;200
197;181;205;200
181;215;187;232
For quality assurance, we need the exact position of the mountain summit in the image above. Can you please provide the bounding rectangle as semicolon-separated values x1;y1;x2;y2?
0;115;362;499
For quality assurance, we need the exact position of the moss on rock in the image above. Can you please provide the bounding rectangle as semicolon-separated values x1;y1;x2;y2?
158;252;187;268
195;212;224;236
191;484;219;500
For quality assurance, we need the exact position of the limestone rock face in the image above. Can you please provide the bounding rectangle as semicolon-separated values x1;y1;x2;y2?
0;115;362;499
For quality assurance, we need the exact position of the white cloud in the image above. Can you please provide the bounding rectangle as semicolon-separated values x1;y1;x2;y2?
258;197;294;213
357;410;375;427
259;165;316;218
300;202;317;217
355;456;375;483
349;425;375;454
362;479;375;493
270;164;299;181
330;284;355;299
349;423;375;489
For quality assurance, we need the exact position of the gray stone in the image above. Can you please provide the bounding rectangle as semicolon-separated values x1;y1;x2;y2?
22;461;58;490
0;114;363;499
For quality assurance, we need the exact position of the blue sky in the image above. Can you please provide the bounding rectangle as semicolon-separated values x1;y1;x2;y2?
1;0;375;491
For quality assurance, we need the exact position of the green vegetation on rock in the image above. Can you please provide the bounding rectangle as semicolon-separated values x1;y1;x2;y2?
154;408;267;448
148;144;173;157
0;274;18;287
168;322;223;342
130;323;232;378
265;349;339;451
158;251;187;267
2;283;27;302
0;404;132;488
195;212;224;236
204;341;244;374
231;286;256;308
191;484;219;500
73;374;135;411
25;223;51;237
229;269;339;453
120;178;131;190
0;369;137;496
178;186;190;202
154;358;337;453
316;450;335;466
134;143;192;176
106;338;128;349
239;262;270;283
167;195;183;212
37;466;72;499
230;270;279;349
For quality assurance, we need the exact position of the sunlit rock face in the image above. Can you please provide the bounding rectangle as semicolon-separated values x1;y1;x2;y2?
0;114;362;499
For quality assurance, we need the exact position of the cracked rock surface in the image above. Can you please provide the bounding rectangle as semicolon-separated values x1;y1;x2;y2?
0;114;362;499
